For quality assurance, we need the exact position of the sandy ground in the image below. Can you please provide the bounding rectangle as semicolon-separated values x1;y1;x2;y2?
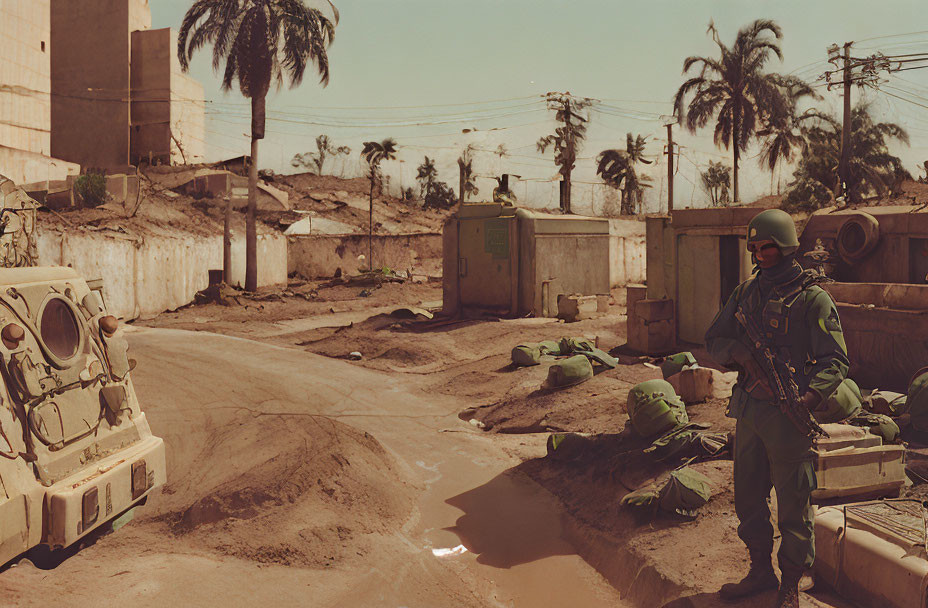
0;283;865;607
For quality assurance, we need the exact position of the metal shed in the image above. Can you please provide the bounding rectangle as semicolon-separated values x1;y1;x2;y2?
442;203;611;317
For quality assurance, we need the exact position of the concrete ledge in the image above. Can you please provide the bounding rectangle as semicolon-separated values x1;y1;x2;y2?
36;230;287;319
289;232;441;278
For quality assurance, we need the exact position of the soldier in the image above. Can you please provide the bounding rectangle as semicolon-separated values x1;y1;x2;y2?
705;209;849;608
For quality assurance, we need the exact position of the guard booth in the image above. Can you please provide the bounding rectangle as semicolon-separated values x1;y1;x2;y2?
646;206;764;345
442;203;611;317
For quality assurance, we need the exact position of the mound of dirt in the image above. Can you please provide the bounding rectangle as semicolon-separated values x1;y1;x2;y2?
160;415;412;567
130;342;417;569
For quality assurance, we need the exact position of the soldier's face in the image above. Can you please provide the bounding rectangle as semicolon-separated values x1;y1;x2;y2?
748;240;783;268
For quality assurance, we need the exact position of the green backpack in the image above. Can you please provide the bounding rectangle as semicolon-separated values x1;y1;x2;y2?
848;412;901;443
643;422;728;462
658;467;713;519
908;367;928;432
627;379;689;438
511;340;562;367
813;378;863;424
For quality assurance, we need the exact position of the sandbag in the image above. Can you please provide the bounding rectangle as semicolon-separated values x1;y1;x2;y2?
545;355;593;388
658;467;712;519
848;412;900;443
908;367;928;432
813;378;863;424
627;379;688;438
865;390;907;417
661;352;698;379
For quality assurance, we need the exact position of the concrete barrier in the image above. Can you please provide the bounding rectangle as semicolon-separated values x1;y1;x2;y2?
288;233;442;278
608;218;646;289
36;229;287;320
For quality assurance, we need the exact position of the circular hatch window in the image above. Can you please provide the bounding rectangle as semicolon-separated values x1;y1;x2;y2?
40;298;81;360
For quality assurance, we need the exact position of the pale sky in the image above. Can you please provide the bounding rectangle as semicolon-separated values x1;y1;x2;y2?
151;0;928;212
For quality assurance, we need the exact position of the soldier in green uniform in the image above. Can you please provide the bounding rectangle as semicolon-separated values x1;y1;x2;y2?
705;209;849;608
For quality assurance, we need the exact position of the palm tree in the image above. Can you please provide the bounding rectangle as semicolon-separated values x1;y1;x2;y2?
416;155;438;198
757;76;819;193
673;19;787;202
458;144;479;202
361;138;398;270
786;104;909;208
178;0;338;291
701;160;732;207
538;93;593;214
291;134;350;174
596;133;652;215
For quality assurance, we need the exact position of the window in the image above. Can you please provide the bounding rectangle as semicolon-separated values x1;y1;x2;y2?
40;41;45;52
40;298;81;360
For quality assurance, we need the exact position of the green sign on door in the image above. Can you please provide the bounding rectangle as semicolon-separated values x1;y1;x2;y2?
484;218;509;259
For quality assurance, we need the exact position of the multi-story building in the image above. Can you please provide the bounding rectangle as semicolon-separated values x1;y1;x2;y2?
0;0;79;184
50;0;204;174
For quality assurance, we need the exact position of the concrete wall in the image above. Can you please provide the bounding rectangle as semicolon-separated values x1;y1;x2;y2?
130;28;205;166
608;218;646;288
169;33;205;165
51;0;132;172
36;230;287;320
130;28;171;164
288;233;442;278
0;0;51;158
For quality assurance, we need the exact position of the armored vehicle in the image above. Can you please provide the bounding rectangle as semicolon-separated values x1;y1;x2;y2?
0;266;166;564
0;177;165;565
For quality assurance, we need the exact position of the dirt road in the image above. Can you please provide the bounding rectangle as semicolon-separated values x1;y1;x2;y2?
0;327;626;607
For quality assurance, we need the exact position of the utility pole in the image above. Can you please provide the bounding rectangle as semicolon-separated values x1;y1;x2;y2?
826;42;889;199
666;123;675;214
839;42;853;198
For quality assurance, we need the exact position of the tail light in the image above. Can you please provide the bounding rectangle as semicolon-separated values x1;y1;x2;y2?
82;487;99;532
131;460;148;500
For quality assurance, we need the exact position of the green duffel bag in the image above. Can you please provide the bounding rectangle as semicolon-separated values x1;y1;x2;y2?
813;378;864;424
660;352;698;379
643;422;728;462
627;379;689;438
620;485;660;510
865;390;907;417
545;355;594;388
511;340;562;367
908;367;928;432
849;412;901;443
559;336;596;354
658;467;712;519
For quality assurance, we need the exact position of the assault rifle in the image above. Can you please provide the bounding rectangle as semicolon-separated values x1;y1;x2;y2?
734;309;829;439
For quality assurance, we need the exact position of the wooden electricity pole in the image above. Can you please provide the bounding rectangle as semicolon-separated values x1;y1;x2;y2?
666;123;674;214
838;42;853;198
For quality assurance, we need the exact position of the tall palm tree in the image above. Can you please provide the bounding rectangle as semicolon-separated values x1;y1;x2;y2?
458;144;479;203
416;155;438;198
757;76;819;193
361;138;398;270
178;0;338;291
788;104;909;206
596;133;652;215
673;19;787;202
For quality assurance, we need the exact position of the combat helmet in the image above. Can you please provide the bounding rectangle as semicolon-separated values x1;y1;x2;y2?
747;209;800;255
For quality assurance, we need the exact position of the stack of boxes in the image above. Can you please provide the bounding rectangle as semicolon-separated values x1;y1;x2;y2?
626;284;675;354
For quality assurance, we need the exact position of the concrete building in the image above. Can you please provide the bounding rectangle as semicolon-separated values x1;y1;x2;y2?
130;28;206;166
50;0;204;173
0;0;79;184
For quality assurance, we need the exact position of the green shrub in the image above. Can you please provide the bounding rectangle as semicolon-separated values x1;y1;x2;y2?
782;177;834;214
74;170;107;208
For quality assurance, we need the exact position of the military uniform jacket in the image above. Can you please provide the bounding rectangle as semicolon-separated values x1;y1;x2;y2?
705;266;850;420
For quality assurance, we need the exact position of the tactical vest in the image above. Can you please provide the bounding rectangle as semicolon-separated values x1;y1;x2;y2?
736;271;830;395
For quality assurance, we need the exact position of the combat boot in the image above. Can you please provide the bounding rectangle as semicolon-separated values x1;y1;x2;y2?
774;563;803;608
718;549;779;601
